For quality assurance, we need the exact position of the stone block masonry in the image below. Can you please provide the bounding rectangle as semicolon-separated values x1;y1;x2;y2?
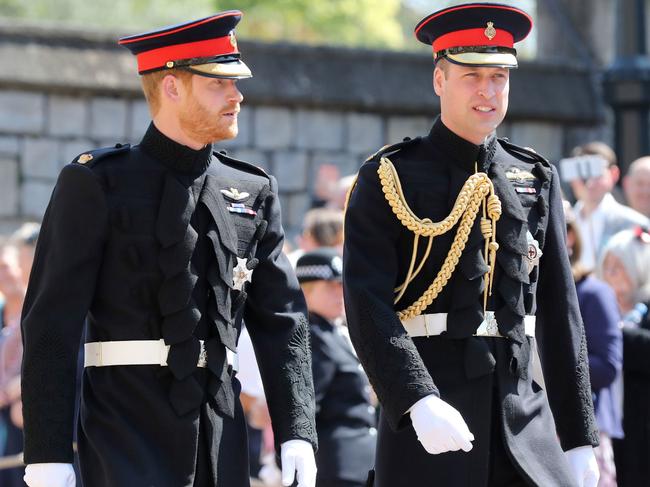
0;19;606;238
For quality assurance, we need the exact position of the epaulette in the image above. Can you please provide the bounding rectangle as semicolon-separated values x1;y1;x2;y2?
498;138;550;167
215;150;269;179
73;143;131;168
364;136;422;163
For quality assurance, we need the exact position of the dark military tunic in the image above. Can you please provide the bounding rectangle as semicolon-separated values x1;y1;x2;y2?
309;313;376;487
21;123;317;487
343;117;598;487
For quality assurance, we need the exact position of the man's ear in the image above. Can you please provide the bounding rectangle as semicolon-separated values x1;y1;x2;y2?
610;165;620;185
433;66;444;97
161;74;183;103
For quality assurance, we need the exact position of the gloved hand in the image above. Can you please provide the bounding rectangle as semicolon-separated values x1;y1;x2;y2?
280;439;316;487
564;445;599;487
24;463;76;487
409;394;474;455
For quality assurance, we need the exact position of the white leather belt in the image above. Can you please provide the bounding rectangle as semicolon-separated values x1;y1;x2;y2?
401;311;545;389
84;339;238;372
401;311;536;338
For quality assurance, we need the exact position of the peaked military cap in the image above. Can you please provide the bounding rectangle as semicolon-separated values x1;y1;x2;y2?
295;247;343;284
118;10;252;79
415;3;532;68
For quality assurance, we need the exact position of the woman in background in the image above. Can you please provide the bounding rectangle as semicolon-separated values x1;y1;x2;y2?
598;227;650;487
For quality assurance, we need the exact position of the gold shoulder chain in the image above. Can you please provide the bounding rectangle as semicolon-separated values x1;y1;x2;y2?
377;156;501;320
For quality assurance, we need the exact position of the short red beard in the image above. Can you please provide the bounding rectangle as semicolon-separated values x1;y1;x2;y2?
178;89;237;145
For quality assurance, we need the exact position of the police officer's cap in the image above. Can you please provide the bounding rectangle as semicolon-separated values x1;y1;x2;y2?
295;248;343;284
415;3;532;68
118;10;251;79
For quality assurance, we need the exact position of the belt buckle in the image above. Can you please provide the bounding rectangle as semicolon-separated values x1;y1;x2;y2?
197;340;208;368
475;311;500;337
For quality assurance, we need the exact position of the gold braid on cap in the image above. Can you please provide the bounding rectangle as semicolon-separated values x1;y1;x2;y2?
376;156;501;320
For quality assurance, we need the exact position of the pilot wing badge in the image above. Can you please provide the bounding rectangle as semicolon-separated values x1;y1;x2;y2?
220;187;250;202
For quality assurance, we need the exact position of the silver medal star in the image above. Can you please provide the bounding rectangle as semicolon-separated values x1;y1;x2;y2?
526;231;543;274
233;257;253;290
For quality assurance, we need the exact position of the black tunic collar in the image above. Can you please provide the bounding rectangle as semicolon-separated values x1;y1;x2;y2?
140;122;212;175
427;116;497;173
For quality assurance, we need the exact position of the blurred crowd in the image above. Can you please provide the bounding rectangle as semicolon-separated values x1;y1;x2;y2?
1;142;650;487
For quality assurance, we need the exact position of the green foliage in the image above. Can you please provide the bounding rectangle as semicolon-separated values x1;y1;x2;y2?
0;0;537;55
0;0;215;30
0;0;404;48
215;0;404;48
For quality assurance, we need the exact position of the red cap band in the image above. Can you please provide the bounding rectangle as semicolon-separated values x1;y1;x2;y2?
432;27;514;53
136;35;239;73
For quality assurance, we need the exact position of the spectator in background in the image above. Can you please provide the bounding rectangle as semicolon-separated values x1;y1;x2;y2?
0;222;39;487
565;202;623;487
296;248;376;487
623;156;650;218
569;141;648;271
288;208;344;266
329;175;357;211
311;164;357;211
311;164;342;209
598;227;650;487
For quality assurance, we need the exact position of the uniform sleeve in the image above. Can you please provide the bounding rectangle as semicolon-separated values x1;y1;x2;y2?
21;163;108;464
343;161;437;431
535;165;599;450
244;175;317;451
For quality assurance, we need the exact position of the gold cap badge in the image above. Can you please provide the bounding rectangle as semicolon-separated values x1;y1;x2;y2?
77;153;93;164
166;61;174;68
484;21;496;40
229;32;237;48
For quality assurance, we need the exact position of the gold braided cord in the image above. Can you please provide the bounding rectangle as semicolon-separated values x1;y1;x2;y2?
393;232;421;304
394;234;434;299
379;157;492;237
376;156;501;321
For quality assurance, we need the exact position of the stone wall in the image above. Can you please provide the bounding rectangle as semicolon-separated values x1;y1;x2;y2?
0;19;609;239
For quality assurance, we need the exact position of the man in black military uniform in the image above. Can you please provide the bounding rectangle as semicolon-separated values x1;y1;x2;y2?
20;11;317;487
343;4;600;487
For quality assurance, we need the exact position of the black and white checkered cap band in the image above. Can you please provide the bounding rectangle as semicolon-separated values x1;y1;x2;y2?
295;264;337;281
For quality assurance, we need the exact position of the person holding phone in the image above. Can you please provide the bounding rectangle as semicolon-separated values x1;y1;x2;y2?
564;142;648;271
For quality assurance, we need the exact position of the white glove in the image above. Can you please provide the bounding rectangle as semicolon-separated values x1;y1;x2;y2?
280;439;316;487
24;463;76;487
564;445;599;487
409;394;474;455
